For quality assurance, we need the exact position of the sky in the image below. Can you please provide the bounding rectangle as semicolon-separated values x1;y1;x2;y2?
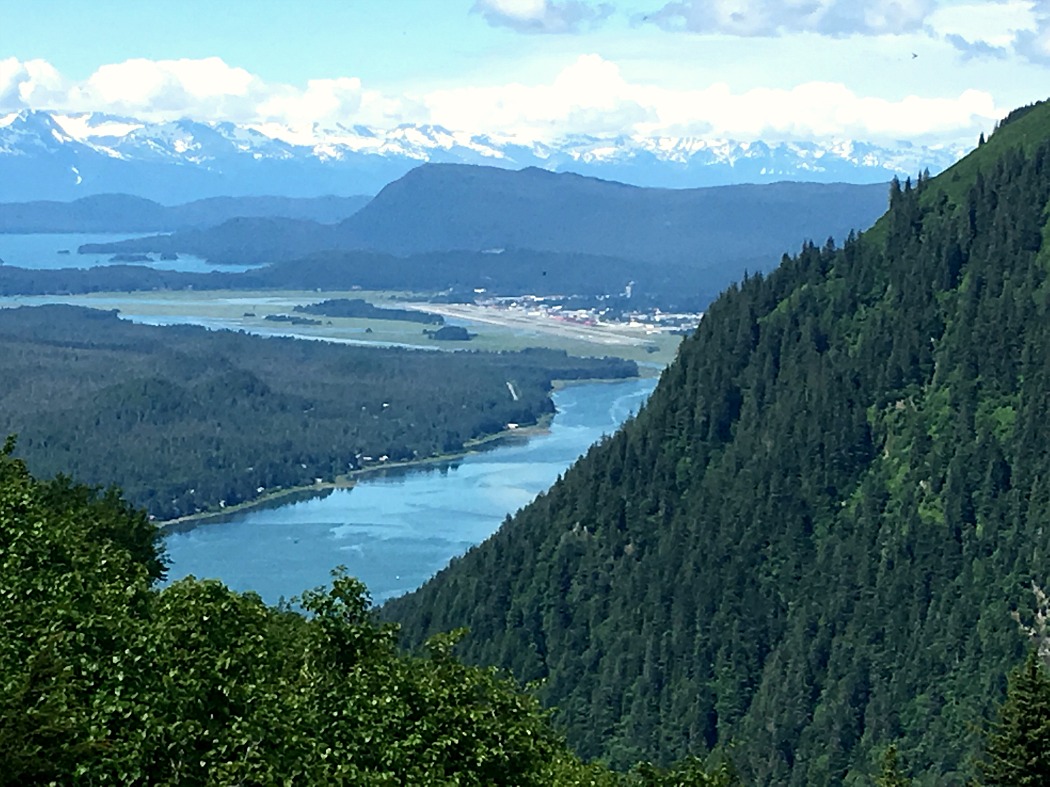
2;0;1047;149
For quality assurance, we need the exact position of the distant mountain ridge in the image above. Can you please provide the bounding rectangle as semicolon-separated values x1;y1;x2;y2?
338;165;889;264
84;164;890;282
0;109;966;202
0;193;370;233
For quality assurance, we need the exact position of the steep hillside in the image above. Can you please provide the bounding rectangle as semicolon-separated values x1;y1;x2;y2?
384;100;1050;784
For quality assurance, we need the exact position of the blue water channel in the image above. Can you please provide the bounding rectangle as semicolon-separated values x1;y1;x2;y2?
0;232;259;272
0;236;660;605
163;378;655;605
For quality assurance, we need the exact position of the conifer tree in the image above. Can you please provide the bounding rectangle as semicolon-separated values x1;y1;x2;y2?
979;652;1050;785
875;746;912;787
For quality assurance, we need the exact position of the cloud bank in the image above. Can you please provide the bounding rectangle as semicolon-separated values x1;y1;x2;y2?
0;54;1003;148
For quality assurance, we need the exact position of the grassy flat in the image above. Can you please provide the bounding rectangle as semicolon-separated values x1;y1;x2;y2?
0;288;685;367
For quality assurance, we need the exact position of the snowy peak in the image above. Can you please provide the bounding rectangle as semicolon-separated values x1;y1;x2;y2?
0;110;81;152
0;109;969;202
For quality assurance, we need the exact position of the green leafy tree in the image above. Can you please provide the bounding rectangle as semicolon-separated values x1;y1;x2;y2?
0;444;622;784
627;756;742;786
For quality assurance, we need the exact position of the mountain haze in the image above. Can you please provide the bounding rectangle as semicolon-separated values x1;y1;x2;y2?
82;165;889;305
385;100;1050;784
0;193;370;233
335;165;889;265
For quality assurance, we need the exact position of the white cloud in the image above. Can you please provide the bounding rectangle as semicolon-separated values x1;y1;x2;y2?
1013;1;1050;65
254;77;415;143
927;0;1035;48
424;55;655;141
644;0;1050;69
649;81;999;143
928;1;1050;67
0;54;1007;149
647;0;936;37
423;54;1000;145
257;78;365;127
86;58;253;104
65;57;266;120
0;57;67;110
473;0;613;33
1;56;419;140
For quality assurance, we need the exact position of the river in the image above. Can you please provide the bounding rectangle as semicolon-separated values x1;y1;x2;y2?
163;377;655;605
0;236;661;604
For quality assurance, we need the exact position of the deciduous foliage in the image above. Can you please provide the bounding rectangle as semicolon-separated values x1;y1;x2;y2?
0;444;621;784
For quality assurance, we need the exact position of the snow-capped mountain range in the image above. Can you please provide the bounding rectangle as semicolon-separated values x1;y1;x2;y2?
0;109;968;203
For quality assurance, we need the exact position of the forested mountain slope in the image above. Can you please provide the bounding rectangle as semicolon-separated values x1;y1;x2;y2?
334;165;887;265
385;100;1050;784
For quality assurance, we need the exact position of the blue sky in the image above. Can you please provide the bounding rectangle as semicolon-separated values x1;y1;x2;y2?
3;1;1048;148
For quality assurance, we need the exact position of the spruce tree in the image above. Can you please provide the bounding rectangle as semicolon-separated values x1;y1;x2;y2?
875;746;912;787
979;652;1050;785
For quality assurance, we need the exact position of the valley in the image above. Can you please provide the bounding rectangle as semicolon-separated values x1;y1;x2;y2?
2;9;1048;778
0;304;639;522
163;377;655;605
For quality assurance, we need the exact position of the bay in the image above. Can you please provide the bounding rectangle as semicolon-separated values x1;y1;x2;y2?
163;377;654;605
0;232;259;273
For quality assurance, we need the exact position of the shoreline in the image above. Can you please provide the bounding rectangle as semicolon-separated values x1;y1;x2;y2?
158;414;554;531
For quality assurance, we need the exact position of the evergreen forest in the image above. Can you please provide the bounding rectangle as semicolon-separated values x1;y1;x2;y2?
0;305;634;520
385;100;1050;783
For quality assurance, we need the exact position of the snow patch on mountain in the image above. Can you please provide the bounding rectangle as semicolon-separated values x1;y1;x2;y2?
0;109;971;203
53;114;145;141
